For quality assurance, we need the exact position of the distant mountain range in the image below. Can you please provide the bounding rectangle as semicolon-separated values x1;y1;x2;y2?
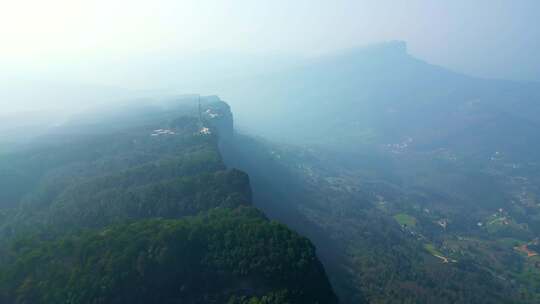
217;41;540;160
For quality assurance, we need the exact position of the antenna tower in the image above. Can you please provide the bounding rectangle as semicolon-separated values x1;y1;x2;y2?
198;95;202;126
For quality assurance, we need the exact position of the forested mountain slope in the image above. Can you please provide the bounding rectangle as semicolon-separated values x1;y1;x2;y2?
0;96;338;304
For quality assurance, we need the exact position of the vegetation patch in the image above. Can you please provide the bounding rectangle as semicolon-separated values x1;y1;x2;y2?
393;213;417;227
424;243;443;256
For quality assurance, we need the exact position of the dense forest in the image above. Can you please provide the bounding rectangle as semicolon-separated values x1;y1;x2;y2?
0;208;335;304
0;96;338;304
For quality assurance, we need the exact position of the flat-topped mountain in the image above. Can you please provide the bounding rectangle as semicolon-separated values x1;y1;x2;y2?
0;96;338;304
222;41;540;160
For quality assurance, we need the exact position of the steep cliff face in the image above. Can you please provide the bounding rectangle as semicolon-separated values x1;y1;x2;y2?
200;95;235;140
0;96;338;304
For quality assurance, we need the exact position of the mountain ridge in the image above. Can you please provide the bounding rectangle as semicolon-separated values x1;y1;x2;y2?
0;96;340;304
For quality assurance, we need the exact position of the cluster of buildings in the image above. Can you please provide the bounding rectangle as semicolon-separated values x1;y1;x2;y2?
150;129;176;136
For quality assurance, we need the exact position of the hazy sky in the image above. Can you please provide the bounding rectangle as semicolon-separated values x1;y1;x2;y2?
1;0;539;82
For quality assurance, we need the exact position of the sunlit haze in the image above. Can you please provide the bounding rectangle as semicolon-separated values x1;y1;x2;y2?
2;0;539;83
3;2;540;303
